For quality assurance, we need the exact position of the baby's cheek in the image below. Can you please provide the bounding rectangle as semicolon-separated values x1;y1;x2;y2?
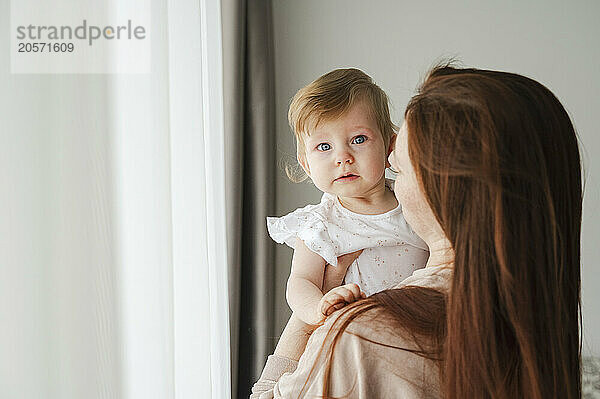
368;155;388;179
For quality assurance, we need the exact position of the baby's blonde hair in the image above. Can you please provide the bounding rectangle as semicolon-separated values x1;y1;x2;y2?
287;68;398;182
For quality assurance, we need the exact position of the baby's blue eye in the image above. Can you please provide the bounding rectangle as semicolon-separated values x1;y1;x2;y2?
316;143;331;151
352;135;367;144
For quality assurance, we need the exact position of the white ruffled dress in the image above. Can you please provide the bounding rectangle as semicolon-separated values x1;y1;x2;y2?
267;184;429;296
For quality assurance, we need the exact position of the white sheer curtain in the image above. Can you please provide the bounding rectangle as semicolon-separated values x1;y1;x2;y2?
1;0;230;397
167;0;231;397
113;0;231;397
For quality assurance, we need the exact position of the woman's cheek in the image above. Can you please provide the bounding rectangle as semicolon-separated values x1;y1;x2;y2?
397;187;425;235
393;179;409;207
395;177;422;217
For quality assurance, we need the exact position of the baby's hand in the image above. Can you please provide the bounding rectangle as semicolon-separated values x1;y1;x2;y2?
318;283;367;319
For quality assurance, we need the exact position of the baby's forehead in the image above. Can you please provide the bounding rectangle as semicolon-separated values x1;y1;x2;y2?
305;110;379;137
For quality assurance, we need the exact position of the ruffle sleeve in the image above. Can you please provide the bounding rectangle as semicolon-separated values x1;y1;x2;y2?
266;202;340;267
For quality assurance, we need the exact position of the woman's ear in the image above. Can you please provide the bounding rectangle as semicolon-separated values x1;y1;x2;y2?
385;134;397;168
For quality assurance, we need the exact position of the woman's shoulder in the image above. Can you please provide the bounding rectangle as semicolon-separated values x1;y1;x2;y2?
263;299;443;398
395;265;453;292
323;303;420;348
300;306;442;398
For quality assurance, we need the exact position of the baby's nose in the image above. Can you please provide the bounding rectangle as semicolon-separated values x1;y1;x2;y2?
336;151;354;165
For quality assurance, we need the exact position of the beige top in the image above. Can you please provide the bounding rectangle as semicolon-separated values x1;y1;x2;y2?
250;265;452;399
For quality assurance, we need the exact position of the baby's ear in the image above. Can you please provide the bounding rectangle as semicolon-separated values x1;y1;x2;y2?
297;153;311;176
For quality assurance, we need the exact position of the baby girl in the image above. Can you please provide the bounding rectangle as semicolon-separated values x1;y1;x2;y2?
267;68;429;325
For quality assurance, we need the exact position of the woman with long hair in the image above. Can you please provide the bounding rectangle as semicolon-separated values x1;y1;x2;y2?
251;65;582;398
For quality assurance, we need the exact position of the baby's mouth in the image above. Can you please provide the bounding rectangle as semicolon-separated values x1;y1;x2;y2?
335;173;359;182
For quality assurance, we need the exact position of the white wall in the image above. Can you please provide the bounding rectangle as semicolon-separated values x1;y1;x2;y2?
271;0;600;356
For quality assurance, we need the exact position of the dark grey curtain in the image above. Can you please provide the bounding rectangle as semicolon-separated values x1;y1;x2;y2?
222;0;277;397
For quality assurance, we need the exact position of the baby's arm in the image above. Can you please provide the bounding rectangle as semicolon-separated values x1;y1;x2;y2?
286;238;327;325
287;239;366;325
